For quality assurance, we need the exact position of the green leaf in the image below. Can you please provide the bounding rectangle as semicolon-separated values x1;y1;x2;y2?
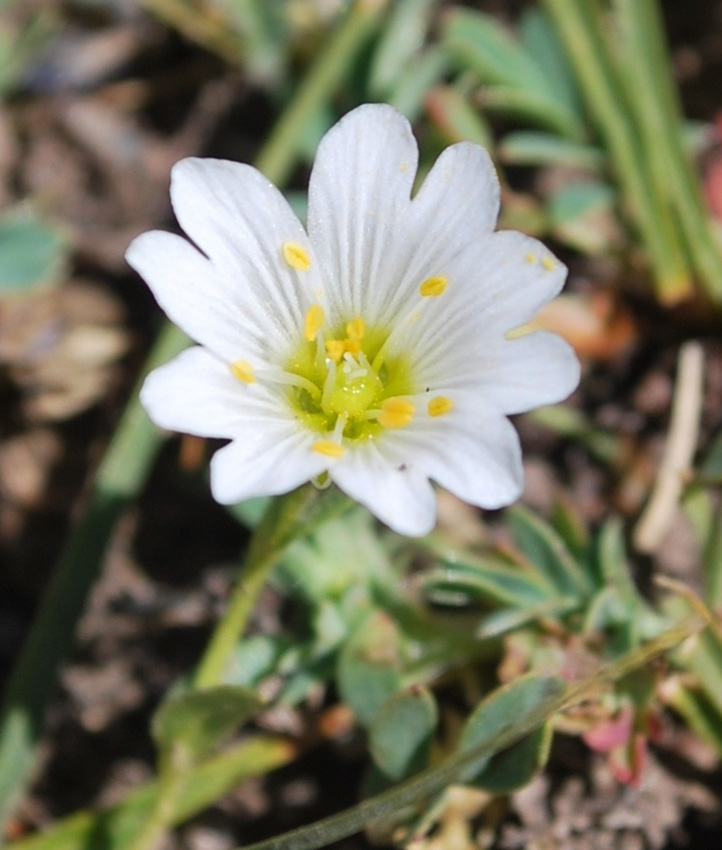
153;685;263;771
368;0;435;97
278;508;390;603
0;209;68;295
443;9;581;137
595;519;639;607
456;675;563;785
227;634;291;688
337;611;403;727
498;131;605;170
423;553;555;609
550;500;590;561
663;678;722;754
508;505;592;598
472;724;552;793
519;7;582;120
369;687;438;781
443;9;552;98
388;45;451;122
675;629;722;723
475;596;580;639
547;180;619;255
479;85;582;138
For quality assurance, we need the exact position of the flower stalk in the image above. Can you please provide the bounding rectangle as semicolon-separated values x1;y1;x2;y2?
194;485;351;690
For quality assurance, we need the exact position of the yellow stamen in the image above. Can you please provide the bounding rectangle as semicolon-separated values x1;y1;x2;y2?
419;276;448;297
325;339;345;361
305;303;325;341
231;360;256;384
346;317;365;340
344;338;362;357
525;252;537;264
428;396;453;417
542;256;556;271
282;242;311;271
312;440;344;458
379;398;415;429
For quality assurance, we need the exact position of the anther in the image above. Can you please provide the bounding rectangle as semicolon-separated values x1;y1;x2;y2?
305;303;325;341
379;398;415;429
542;256;556;271
428;396;453;417
419;276;448;297
525;253;537;264
231;360;256;384
325;339;345;362
283;242;311;271
346;317;365;340
312;440;344;458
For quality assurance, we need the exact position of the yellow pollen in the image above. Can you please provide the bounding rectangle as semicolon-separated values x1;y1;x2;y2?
542;256;556;270
379;398;415;429
346;316;365;340
428;396;453;417
305;303;325;341
231;360;256;384
312;440;344;458
325;339;346;361
344;338;362;357
525;252;537;264
419;276;448;297
282;242;311;270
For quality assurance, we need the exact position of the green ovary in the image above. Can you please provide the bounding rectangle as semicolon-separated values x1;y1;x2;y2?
285;321;415;441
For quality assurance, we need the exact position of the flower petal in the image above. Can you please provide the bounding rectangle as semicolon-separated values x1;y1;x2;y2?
330;443;437;537
210;427;326;504
127;231;246;362
402;402;524;509
390;231;569;389
478;331;580;414
140;346;255;438
307;104;418;323
371;142;501;325
412;141;500;234
170;158;321;355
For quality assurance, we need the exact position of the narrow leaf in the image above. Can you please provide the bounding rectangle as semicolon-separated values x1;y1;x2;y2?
509;505;591;597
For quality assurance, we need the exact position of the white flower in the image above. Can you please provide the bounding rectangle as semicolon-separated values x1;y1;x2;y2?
127;104;579;537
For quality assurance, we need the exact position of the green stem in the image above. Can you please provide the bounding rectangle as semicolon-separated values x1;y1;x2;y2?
125;770;187;850
542;0;693;304
0;0;382;836
193;485;350;690
613;0;722;301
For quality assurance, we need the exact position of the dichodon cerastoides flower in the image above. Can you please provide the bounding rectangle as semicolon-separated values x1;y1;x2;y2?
128;104;580;536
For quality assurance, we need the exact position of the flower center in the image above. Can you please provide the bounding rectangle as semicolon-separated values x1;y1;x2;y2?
284;307;416;443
